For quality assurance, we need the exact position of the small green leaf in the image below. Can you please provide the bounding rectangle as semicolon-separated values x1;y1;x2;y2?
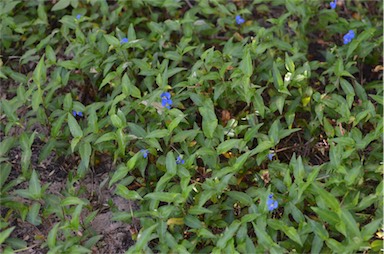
240;47;252;77
144;192;181;203
311;184;340;213
110;114;123;128
217;139;242;154
33;55;46;87
51;0;71;11
61;197;89;206
103;34;120;48
251;141;274;155
184;215;203;229
226;191;253;206
284;226;303;246
132;224;158;252
99;71;117;90
95;132;116;144
47;223;60;249
27;202;42;225
166;151;177;176
79;142;91;169
0;227;15;245
216;220;241;249
244;124;263;142
67;113;83;138
116;184;143;200
29;170;41;199
109;165;129;187
285;53;295;73
199;99;218;139
146;129;169;139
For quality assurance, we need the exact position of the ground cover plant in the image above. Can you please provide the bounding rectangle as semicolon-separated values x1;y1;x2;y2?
0;0;383;253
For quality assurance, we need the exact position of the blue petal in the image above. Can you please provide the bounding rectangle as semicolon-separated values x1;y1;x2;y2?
161;92;171;99
120;38;128;44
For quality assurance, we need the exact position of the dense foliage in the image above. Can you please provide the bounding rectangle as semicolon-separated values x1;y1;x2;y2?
0;0;383;253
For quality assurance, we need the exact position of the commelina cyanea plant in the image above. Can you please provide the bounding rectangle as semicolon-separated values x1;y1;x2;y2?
0;1;382;253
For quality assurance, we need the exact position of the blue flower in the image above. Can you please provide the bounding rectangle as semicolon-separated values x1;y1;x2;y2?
343;30;355;45
235;15;245;25
72;110;83;117
161;92;173;109
267;153;274;161
267;194;278;212
176;155;185;164
140;149;149;158
120;38;129;44
330;0;337;9
76;14;82;20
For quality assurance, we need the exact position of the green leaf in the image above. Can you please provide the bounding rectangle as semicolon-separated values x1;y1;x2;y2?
0;227;15;245
0;136;17;157
311;207;339;226
116;184;143;200
226;191;253;206
29;170;41;199
70;137;81;153
51;0;71;11
27;202;42;225
99;71;117;90
144;192;182;203
61;197;89;206
109;165;129;187
128;23;136;40
216;220;241;249
122;73;141;98
188;206;213;215
273;62;290;95
240;47;252;77
291;155;305;183
146;129;169;139
31;89;43;111
47;223;60;249
132;224;158;252
127;152;141;171
340;209;361;239
166;151;177;176
285;53;295;73
361;219;381;241
103;34;120;48
199;99;217;139
46;45;56;63
251;140;274;155
167;115;185;132
184;215;203;229
0;163;11;190
51;114;67;137
244;124;263;142
67;113;83;138
308;219;329;240
110;114;123;128
79;142;91;169
217;139;242;154
33;55;46;87
172;129;200;143
253;91;265;117
284;226;303;246
311;184;340;213
95;132;116;144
